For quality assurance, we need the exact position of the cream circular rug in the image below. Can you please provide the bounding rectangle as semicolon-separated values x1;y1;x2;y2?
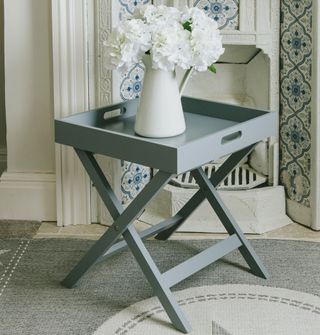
94;284;320;335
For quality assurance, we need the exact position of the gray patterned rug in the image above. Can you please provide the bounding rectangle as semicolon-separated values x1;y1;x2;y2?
0;238;320;334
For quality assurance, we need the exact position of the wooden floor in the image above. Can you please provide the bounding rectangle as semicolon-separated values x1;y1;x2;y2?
0;219;319;242
33;221;320;242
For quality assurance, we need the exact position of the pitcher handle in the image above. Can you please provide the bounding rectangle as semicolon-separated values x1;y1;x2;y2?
179;67;194;97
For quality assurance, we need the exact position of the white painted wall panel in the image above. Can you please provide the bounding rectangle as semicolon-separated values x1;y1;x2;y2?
0;0;56;221
4;0;54;173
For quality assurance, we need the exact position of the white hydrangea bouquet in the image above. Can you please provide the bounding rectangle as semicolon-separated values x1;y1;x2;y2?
105;5;225;138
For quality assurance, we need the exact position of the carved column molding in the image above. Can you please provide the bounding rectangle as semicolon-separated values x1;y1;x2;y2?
91;0;122;225
95;0;112;106
52;0;91;226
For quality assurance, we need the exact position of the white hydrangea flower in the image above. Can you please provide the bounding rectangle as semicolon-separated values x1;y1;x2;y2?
105;5;224;72
182;7;214;30
143;5;181;27
150;21;192;71
182;7;224;71
104;19;151;70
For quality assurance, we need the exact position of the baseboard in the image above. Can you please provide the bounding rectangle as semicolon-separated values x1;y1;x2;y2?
0;172;56;221
0;145;7;175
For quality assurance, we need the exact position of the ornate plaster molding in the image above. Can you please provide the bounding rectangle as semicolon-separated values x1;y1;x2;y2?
52;0;91;226
96;0;113;106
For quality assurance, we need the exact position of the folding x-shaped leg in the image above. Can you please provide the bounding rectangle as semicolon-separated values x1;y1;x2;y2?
62;145;269;333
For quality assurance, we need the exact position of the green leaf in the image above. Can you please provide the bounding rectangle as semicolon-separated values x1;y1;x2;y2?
182;21;192;32
208;64;216;74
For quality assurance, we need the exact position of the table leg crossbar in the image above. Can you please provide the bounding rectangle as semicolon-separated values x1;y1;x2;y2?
62;146;269;333
162;234;242;288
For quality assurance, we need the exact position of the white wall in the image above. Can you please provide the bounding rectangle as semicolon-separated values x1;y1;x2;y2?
5;0;54;172
0;0;56;220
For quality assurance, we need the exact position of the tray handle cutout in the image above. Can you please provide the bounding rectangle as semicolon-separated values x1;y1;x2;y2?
221;130;242;144
103;107;126;120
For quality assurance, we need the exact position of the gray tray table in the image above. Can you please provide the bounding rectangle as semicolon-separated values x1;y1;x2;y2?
55;96;277;333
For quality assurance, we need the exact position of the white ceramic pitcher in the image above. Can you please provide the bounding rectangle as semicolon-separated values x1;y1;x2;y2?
134;55;188;138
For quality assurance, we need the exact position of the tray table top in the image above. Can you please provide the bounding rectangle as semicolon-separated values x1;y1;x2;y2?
55;96;277;174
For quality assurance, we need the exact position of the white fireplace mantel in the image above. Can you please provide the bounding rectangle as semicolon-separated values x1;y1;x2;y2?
49;0;318;230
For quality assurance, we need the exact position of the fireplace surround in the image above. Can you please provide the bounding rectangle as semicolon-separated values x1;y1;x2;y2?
88;0;292;233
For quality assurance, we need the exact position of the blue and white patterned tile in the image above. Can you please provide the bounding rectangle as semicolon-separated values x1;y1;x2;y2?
120;63;145;101
280;115;310;158
117;0;151;204
121;161;151;204
281;68;311;112
281;0;313;19
280;0;312;208
119;0;150;20
281;21;312;66
194;0;239;30
280;161;310;206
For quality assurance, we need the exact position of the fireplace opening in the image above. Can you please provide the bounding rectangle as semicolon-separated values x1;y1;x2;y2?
175;45;271;190
141;44;291;234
